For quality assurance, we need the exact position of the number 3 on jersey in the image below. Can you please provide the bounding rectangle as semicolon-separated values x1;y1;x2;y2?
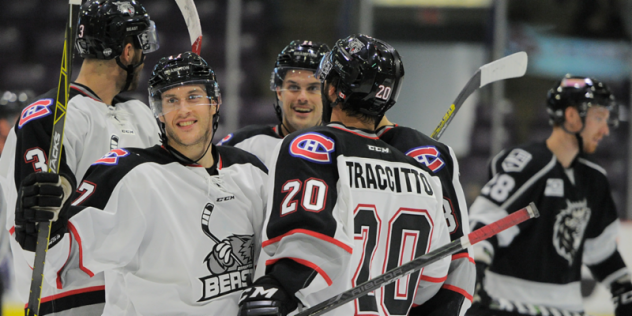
481;173;515;202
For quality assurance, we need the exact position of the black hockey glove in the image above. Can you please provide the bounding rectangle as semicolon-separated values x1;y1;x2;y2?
611;280;632;316
15;172;68;252
238;275;298;316
467;261;492;316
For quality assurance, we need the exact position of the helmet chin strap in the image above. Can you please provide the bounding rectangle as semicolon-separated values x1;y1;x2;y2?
115;54;145;93
561;117;586;153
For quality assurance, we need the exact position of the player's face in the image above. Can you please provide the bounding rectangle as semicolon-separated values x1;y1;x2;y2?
276;70;323;133
160;84;217;155
580;106;610;154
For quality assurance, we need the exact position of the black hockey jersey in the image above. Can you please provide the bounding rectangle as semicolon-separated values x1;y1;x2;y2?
217;124;283;166
44;145;267;315
259;123;451;316
378;124;474;315
469;142;629;314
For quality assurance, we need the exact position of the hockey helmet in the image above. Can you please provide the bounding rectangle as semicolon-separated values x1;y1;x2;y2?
270;40;330;121
75;0;159;60
315;34;404;123
546;75;619;128
148;52;221;118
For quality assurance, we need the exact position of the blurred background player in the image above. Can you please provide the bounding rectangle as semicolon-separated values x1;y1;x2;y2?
13;51;268;315
377;115;474;316
218;40;329;165
238;34;451;316
468;75;632;316
0;0;161;314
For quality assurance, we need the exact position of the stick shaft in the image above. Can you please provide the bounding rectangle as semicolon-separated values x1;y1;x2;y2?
296;203;538;316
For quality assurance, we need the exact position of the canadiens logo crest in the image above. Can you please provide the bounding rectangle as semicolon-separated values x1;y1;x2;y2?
553;199;591;266
406;146;445;172
18;99;54;129
93;148;129;165
112;1;135;16
289;132;335;164
217;133;233;146
199;203;253;301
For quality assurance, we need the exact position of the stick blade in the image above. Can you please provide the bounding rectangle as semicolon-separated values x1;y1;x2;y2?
175;0;203;54
479;51;528;87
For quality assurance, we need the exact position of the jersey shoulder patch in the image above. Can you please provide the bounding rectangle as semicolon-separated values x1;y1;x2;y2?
501;148;533;173
406;146;445;172
218;124;279;147
288;131;335;164
18;98;54;129
93;148;131;166
215;145;268;174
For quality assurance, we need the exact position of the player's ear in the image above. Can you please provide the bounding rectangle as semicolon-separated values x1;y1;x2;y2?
276;87;283;100
120;42;136;66
564;106;581;131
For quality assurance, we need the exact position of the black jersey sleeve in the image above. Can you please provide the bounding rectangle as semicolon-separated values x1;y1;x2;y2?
262;130;344;298
13;89;77;193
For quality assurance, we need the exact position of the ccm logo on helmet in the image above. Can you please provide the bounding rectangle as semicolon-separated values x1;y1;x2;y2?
290;133;335;164
406;146;445;172
93;149;130;165
18;99;54;129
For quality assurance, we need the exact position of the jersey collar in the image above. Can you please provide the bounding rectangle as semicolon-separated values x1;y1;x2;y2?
328;122;380;139
70;83;103;102
375;124;399;137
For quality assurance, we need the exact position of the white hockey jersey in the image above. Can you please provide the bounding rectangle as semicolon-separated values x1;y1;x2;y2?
0;83;161;315
258;123;451;316
43;145;268;315
217;124;283;166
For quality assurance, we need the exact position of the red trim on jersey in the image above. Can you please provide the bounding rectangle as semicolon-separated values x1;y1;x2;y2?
419;274;447;283
442;284;473;302
62;222;95;283
70;85;101;102
330;125;379;139
262;229;353;253
452;252;475;263
9;226;14;235
29;285;106;307
266;257;333;286
218;155;223;170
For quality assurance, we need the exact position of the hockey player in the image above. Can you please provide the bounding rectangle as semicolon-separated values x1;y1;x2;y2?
15;52;268;315
238;34;451;316
377;116;475;316
218;40;330;165
468;75;632;316
0;0;161;314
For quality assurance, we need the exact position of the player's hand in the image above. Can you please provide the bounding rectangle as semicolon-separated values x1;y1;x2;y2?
15;172;69;252
213;240;234;267
611;280;632;316
468;261;491;315
238;275;298;316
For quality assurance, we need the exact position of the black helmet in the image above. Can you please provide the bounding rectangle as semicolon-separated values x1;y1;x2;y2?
75;0;159;60
546;75;618;128
270;40;330;122
148;52;221;118
315;34;404;124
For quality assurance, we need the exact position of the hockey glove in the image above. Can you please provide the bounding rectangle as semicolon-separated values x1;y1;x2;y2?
611;280;632;316
238;275;298;316
15;172;70;252
467;261;492;315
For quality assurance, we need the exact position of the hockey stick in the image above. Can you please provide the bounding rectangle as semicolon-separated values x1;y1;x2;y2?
175;0;203;55
430;51;528;140
295;202;539;316
26;1;81;315
201;203;245;265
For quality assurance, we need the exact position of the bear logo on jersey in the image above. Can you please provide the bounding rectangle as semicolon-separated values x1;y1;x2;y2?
93;149;129;165
199;203;254;301
406;146;445;172
553;199;591;266
18;99;54;129
290;132;335;164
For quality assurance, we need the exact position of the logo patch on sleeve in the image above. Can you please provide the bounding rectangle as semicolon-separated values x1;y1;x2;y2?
289;132;335;164
406;146;445;172
217;133;233;146
544;178;564;197
501;149;532;173
93;148;130;165
18;99;54;129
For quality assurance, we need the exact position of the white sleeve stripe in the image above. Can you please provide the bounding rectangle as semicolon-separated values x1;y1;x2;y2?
601;267;631;289
577;158;607;176
500;155;557;210
583;219;619;265
448;146;471;235
490;149;506;176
